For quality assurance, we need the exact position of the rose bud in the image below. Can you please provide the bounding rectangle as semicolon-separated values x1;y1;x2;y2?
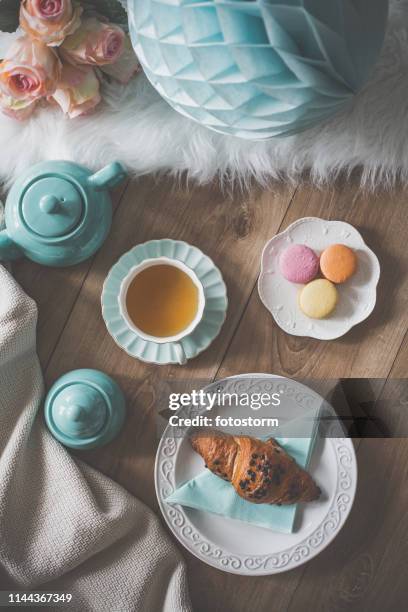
61;17;125;66
0;92;37;121
51;62;101;118
20;0;82;47
99;35;141;85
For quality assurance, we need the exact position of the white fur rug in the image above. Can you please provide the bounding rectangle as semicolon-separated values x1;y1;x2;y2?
1;0;408;190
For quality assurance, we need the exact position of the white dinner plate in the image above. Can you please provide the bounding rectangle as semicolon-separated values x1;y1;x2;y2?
258;217;380;340
155;375;357;575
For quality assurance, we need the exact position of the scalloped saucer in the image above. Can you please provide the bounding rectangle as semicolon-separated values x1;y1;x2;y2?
102;240;228;365
155;374;357;576
258;218;380;340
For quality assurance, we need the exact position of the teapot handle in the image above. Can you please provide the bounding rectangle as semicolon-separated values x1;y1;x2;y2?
88;162;127;191
0;229;23;261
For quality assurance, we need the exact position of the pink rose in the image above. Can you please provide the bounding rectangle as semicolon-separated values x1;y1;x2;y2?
0;36;61;103
51;63;101;118
61;18;125;66
20;0;82;47
0;92;37;120
62;18;141;84
99;35;141;85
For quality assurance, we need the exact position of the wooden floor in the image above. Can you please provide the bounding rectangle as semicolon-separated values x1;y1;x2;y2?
13;176;408;612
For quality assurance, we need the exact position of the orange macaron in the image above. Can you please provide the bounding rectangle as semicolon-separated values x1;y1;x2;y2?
320;244;357;284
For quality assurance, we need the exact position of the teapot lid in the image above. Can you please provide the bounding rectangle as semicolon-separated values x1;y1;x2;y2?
49;383;109;440
22;176;83;238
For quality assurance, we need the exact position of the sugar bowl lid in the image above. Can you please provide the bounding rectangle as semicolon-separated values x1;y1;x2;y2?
44;369;126;449
22;176;83;238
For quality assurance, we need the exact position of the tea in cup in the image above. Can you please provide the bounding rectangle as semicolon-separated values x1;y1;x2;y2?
119;257;206;364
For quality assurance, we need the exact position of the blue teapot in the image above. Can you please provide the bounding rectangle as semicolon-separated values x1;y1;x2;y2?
0;160;127;266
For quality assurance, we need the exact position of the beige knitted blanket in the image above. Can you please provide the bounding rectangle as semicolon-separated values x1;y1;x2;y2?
0;266;191;612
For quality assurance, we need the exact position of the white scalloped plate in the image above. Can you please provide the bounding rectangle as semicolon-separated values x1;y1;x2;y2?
102;240;228;365
258;218;380;340
155;375;357;576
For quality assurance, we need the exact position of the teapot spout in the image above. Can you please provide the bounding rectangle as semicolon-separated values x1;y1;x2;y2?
88;162;127;191
0;229;23;261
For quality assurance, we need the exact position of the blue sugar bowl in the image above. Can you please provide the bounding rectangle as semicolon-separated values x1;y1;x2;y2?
0;160;127;266
44;369;126;450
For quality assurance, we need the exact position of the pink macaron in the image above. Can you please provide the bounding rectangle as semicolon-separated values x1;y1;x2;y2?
279;244;320;284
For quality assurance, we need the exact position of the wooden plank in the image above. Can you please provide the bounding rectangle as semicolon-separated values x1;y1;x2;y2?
12;182;128;368
218;182;408;379
359;332;408;436
189;559;305;612
287;439;408;612
387;330;408;379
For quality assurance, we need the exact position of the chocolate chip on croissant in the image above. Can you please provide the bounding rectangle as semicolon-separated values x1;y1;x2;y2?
190;430;320;505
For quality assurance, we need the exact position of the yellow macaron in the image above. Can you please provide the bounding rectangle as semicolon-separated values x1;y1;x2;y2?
299;279;338;319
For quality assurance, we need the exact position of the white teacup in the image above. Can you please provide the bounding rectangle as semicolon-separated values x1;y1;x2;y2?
119;256;206;365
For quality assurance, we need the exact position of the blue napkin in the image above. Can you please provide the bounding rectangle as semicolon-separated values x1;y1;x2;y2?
166;411;320;534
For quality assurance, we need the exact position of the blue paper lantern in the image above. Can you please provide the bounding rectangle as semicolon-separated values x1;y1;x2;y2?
128;0;388;140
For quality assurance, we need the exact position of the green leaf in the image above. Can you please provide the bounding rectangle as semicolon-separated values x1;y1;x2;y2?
0;0;20;33
82;0;128;27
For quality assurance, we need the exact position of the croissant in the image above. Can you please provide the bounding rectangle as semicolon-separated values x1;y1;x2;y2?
190;430;320;505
